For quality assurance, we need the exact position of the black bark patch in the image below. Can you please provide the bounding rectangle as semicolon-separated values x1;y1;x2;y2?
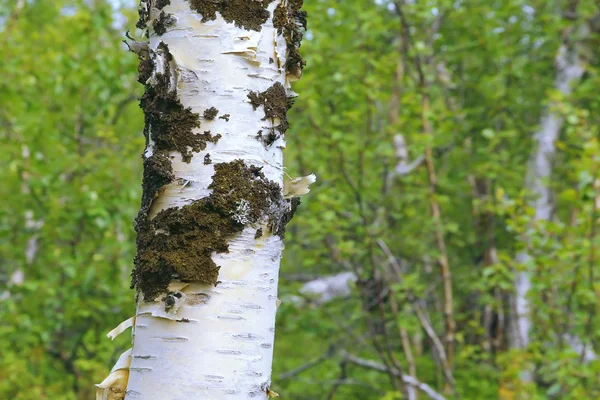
273;0;306;77
153;11;176;36
132;160;288;300
248;82;293;145
188;0;273;31
204;107;219;120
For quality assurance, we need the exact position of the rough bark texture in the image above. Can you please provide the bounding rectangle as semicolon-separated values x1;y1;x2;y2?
133;160;287;300
96;1;309;399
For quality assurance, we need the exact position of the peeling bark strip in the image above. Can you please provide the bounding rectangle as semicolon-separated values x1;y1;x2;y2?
96;1;312;399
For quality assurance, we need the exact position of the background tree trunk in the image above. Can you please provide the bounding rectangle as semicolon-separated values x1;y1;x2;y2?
509;17;585;376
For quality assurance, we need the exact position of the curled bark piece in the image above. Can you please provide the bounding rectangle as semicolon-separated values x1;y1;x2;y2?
107;317;135;341
95;348;132;400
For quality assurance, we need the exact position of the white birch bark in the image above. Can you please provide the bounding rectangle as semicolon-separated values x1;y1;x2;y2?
511;43;584;353
98;1;310;399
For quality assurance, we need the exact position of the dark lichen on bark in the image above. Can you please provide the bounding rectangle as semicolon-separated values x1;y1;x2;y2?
219;113;231;122
188;0;273;31
203;107;219;120
140;42;219;163
132;160;289;299
272;197;300;238
204;153;212;164
273;0;306;77
248;82;295;145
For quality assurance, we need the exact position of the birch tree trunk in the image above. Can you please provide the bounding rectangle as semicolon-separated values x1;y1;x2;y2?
97;1;310;399
510;25;584;357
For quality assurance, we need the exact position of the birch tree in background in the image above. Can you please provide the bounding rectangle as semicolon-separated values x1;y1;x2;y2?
510;8;586;371
97;1;313;398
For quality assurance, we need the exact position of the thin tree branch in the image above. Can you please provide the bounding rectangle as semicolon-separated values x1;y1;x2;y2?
378;239;455;389
279;346;337;381
341;351;447;400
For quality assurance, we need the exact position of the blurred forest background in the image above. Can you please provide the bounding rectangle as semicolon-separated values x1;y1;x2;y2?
1;0;600;399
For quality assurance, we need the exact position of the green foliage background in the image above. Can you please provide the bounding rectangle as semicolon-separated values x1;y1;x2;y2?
1;0;599;399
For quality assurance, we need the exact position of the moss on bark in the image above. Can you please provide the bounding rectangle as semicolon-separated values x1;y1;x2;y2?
273;0;306;77
140;43;219;163
140;150;175;211
132;160;286;300
248;82;294;145
188;0;273;31
131;3;309;300
137;55;154;85
203;107;219;120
